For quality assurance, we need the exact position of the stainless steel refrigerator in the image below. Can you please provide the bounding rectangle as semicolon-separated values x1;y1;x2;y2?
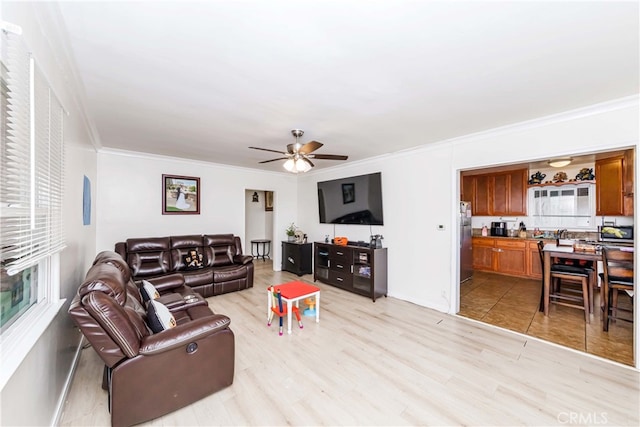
460;201;473;283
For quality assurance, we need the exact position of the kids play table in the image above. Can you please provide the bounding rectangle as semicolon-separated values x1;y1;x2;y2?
267;281;320;334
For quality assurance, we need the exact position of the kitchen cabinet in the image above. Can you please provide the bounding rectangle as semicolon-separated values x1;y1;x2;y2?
314;243;387;301
472;237;531;278
596;155;624;216
624;149;634;216
462;168;527;216
495;239;526;276
461;174;475;204
596;150;634;216
281;242;312;276
474;175;491;215
472;237;495;271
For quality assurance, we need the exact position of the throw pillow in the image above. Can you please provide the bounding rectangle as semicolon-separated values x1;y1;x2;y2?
183;248;203;270
147;300;177;333
140;279;160;302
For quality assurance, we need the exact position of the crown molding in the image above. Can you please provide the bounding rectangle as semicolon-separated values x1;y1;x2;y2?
395;95;640;158
98;147;290;176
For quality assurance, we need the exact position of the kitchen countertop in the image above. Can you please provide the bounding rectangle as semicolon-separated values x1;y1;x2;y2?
473;235;554;242
471;234;634;247
472;229;600;242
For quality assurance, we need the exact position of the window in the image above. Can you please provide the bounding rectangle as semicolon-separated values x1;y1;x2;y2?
0;25;65;389
528;183;595;229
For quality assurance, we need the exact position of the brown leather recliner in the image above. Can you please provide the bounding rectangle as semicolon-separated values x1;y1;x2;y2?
69;253;235;427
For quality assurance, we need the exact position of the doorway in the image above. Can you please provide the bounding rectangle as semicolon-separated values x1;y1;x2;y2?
245;189;274;259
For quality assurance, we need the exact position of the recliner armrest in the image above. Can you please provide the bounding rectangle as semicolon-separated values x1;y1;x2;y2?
144;273;185;292
233;255;253;265
139;314;231;356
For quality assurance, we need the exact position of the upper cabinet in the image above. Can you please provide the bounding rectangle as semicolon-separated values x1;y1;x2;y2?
462;168;527;216
595;149;634;216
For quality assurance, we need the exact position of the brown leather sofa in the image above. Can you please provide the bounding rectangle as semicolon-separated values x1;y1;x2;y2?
69;251;235;427
115;234;254;298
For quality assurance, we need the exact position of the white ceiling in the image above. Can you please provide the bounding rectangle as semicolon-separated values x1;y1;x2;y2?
56;1;639;172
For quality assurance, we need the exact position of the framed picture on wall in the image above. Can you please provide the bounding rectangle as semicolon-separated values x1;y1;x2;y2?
162;174;200;215
265;191;273;211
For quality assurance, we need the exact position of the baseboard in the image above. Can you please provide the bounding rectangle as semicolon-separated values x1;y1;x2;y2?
51;335;85;426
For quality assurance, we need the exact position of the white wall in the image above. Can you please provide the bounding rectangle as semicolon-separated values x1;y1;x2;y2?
0;2;99;425
97;150;297;270
297;98;639;323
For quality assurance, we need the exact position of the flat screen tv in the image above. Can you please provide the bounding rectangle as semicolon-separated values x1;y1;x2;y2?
317;172;384;225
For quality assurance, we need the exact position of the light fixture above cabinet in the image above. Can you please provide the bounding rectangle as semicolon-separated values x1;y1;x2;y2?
548;158;572;168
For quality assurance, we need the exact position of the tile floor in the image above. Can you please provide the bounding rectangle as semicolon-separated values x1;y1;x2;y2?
459;271;634;366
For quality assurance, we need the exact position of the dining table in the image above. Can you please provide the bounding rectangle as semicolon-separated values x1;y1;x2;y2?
542;243;602;323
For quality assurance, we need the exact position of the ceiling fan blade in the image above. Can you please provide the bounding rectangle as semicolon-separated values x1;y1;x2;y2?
249;146;287;155
310;154;349;161
304;157;314;168
286;143;296;154
259;157;289;164
298;140;323;155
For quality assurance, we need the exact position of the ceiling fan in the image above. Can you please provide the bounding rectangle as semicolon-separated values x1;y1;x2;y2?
249;129;348;173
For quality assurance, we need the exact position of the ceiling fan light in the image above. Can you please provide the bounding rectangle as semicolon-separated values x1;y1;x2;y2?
283;158;295;171
295;158;311;172
548;158;572;168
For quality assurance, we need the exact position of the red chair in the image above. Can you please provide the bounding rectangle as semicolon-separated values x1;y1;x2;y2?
267;286;303;335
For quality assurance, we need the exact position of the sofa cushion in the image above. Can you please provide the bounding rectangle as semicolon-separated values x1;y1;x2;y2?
203;234;235;267
171;235;204;249
213;265;247;283
93;250;132;282
140;280;160;302
79;263;128;306
126;237;171;277
147;300;177;333
182;268;215;288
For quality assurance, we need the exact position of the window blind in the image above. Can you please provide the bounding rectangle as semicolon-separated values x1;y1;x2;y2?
0;30;65;276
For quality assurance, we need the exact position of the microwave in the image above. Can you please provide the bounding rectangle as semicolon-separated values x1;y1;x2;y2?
598;225;634;244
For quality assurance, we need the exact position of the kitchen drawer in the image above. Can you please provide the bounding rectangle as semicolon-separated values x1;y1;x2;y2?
329;270;353;288
496;239;526;249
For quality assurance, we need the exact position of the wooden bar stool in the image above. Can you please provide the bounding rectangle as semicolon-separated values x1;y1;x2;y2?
538;241;591;323
600;247;634;332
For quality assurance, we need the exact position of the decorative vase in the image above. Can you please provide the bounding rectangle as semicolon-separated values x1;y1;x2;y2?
287;235;295;242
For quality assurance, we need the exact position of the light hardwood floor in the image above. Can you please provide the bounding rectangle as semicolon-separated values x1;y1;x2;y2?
61;261;639;426
460;271;635;366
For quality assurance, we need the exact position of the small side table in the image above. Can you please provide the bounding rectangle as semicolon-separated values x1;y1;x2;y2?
251;239;271;261
281;241;312;276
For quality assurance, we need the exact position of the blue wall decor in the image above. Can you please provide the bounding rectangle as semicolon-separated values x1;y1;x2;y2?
83;175;91;225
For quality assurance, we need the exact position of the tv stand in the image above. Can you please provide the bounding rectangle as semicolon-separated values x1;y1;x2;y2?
314;242;387;302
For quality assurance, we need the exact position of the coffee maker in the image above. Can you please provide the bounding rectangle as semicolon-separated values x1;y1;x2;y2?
490;221;507;237
370;234;383;248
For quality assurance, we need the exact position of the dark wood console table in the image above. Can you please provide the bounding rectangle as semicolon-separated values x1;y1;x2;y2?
314;242;387;301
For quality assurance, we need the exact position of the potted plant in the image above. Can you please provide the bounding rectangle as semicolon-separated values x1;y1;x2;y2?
286;223;297;242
